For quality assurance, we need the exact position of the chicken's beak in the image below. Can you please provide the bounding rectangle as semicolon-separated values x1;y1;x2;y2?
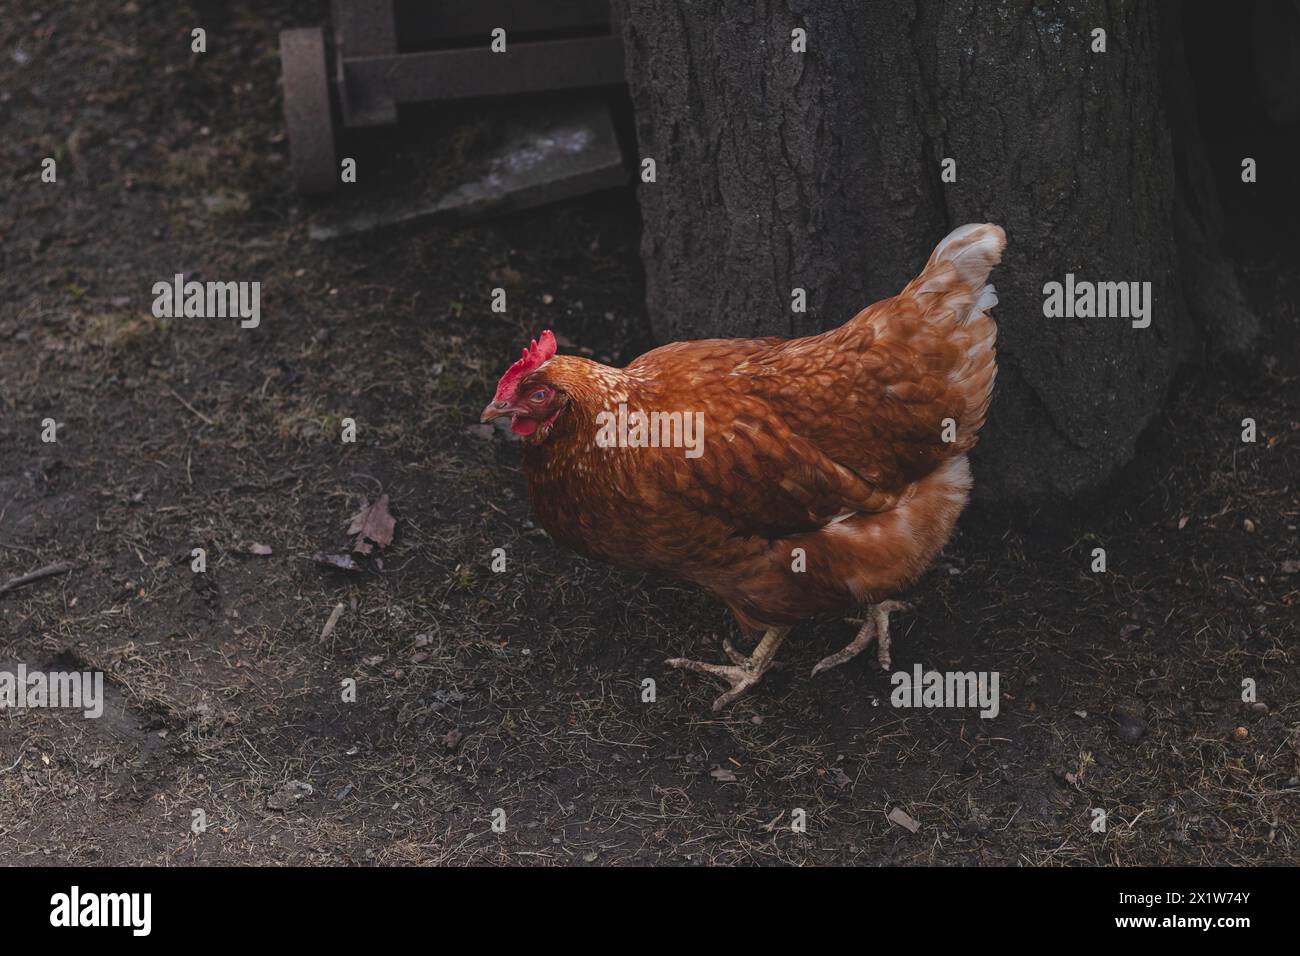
480;400;514;423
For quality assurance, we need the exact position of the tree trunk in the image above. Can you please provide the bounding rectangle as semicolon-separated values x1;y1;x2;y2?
615;0;1238;503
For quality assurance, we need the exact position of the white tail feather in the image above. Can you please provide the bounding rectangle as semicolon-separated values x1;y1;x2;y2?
931;223;1005;287
925;223;1005;327
972;283;998;317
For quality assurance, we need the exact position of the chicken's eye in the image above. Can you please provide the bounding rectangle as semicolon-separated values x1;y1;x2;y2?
529;389;549;402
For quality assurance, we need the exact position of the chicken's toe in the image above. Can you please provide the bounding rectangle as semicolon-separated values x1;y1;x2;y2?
721;639;748;666
813;601;913;675
709;677;762;713
664;659;754;711
871;600;912;671
811;617;877;676
665;627;789;711
664;657;741;679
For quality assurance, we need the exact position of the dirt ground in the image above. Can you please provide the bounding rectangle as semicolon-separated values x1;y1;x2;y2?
2;2;1298;866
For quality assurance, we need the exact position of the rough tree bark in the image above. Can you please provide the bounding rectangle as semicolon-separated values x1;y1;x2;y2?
615;0;1252;503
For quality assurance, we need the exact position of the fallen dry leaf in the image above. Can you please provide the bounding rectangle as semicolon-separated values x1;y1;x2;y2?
887;806;921;833
347;494;395;555
709;767;737;783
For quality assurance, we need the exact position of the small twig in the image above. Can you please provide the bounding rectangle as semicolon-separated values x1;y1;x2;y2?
0;560;81;597
319;603;345;642
166;386;215;426
0;540;40;556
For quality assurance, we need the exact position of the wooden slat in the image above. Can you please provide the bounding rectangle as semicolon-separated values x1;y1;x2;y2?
395;0;610;43
333;0;398;126
280;28;338;194
344;36;624;104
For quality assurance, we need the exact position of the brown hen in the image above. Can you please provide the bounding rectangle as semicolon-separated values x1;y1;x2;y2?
482;223;1005;710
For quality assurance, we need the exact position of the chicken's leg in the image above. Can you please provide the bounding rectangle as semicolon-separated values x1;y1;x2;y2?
811;600;911;676
666;627;789;712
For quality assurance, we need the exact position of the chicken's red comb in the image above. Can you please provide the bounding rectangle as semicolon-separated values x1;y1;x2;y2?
492;330;557;403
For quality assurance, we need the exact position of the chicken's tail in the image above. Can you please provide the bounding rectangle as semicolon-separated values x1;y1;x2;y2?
897;222;1005;455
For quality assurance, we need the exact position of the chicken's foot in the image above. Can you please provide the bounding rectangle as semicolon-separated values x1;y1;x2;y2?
666;627;789;712
811;600;911;676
